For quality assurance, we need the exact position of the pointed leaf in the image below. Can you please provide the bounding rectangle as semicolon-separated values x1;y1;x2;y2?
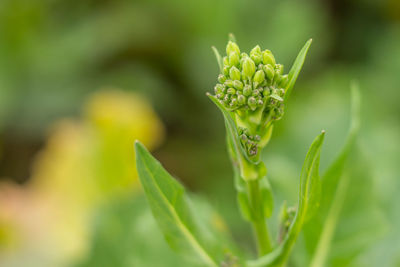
306;83;372;267
135;141;224;267
284;39;312;102
212;46;223;74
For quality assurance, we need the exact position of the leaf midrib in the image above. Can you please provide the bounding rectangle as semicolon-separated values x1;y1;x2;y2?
141;159;218;267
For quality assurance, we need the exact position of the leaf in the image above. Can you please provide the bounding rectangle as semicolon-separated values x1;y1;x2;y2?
304;83;386;267
304;84;360;267
77;194;241;267
135;141;226;267
247;131;325;267
284;39;312;103
212;46;223;74
75;195;194;267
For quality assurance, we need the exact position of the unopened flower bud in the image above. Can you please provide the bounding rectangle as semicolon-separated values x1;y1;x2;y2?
223;56;229;66
248;97;257;110
242;58;256;79
243;85;252;96
230;66;241;81
275;64;284;75
214;84;225;94
229;52;240;67
263;64;275;81
250;45;262;55
226;41;240;56
223;94;230;102
224;79;234;87
250;45;262;65
252;55;262;65
223;66;229;76
237;94;246;105
227;88;236;95
252;89;260;96
233;80;244;90
253;70;265;85
262;50;276;66
218;74;226;83
279;74;289;87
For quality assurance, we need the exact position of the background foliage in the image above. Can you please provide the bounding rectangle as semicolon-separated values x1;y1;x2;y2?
0;0;399;266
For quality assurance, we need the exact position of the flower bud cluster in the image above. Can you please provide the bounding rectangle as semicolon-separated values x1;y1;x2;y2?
213;41;288;120
238;127;261;156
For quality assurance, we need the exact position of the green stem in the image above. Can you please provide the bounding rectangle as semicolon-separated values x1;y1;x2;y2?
247;179;272;256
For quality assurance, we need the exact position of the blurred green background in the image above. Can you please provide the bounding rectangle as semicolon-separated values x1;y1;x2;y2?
0;0;399;266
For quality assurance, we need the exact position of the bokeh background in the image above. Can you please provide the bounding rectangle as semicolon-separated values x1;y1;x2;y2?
0;0;399;266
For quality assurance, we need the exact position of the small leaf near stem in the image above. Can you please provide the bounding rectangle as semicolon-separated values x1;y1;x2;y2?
284;39;313;103
212;46;224;74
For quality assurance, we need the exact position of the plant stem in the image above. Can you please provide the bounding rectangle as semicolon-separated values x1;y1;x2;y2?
247;179;272;256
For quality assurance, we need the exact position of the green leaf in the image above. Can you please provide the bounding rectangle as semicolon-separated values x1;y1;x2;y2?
304;83;386;267
304;85;360;267
247;131;325;267
135;141;226;267
284;39;312;102
212;46;223;74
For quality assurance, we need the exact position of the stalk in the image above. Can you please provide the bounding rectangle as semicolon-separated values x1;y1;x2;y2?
247;178;272;256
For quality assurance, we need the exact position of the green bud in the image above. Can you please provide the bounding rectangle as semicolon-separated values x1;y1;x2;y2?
275;64;284;75
243;85;252;96
237;94;246;105
257;99;264;106
252;89;260;96
223;94;230;103
262;50;276;66
250;45;262;65
248;97;257;110
223;66;229;76
229;66;241;81
279;74;288;87
230;98;238;107
226;41;240;56
242;58;256;79
227;88;236;95
223;56;229;66
263;64;275;81
216;93;224;99
229;52;240;66
218;74;226;83
224;79;234;87
233;80;244;90
253;70;265;85
250;45;261;55
214;84;225;94
251;54;262;65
